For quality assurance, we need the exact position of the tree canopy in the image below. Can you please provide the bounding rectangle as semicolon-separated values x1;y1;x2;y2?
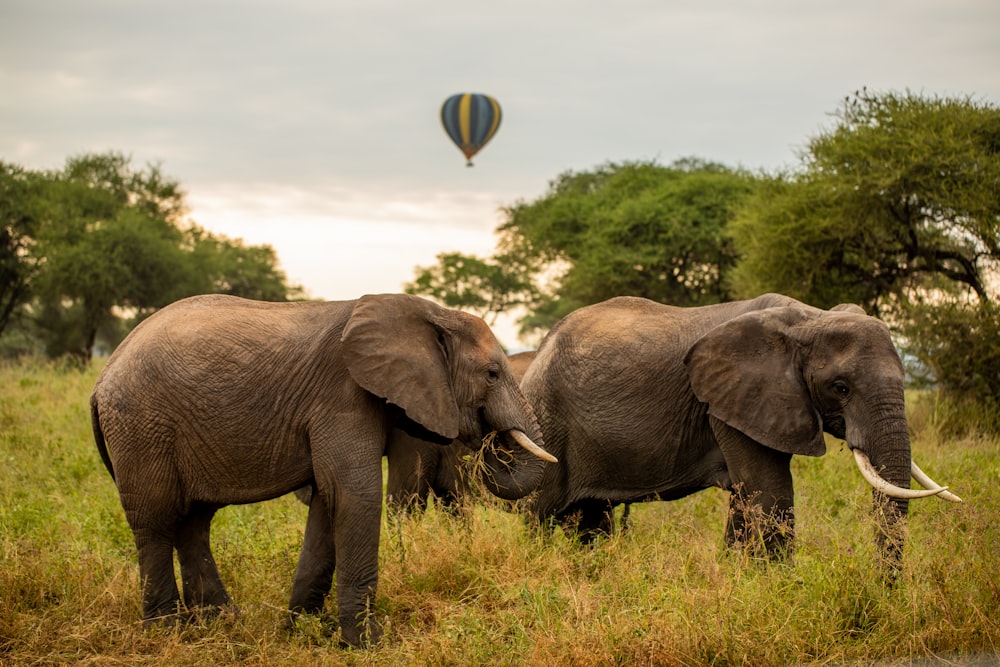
407;159;755;335
0;152;300;359
728;89;1000;313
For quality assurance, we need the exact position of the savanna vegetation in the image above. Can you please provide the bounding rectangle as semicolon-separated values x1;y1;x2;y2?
0;152;301;361
2;88;999;663
1;360;997;665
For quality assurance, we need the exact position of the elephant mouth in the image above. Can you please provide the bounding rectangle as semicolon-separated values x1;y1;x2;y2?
849;447;962;502
473;408;557;463
481;428;557;463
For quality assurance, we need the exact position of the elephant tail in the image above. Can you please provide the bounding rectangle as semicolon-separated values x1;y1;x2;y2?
91;393;115;481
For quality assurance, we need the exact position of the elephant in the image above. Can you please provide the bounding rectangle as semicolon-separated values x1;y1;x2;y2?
384;350;537;512
520;293;960;563
90;293;555;648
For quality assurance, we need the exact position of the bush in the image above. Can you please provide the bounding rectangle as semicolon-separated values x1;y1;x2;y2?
902;301;1000;432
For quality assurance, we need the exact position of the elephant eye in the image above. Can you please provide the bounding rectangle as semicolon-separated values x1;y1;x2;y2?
486;367;500;384
833;381;850;397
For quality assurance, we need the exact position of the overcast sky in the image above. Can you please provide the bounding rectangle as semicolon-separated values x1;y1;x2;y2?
2;0;999;345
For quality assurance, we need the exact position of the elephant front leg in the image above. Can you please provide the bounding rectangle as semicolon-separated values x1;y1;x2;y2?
333;485;383;648
712;419;796;559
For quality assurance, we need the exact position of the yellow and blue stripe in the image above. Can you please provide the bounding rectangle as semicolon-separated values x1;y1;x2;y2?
440;93;502;165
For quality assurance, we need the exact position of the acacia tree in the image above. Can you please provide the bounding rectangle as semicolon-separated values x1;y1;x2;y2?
729;89;1000;312
496;158;756;333
729;89;1000;413
3;152;298;359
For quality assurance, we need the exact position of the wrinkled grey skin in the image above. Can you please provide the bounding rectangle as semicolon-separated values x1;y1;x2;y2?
522;293;912;564
385;350;537;512
91;293;546;648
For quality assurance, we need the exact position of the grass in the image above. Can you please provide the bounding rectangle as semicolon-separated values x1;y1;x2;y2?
1;359;998;666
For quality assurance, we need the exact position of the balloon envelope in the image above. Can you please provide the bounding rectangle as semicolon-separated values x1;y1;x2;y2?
440;93;502;166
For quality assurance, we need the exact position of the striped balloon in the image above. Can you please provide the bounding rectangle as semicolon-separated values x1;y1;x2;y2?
440;93;502;166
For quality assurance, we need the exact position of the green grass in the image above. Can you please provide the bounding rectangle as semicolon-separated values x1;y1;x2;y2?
1;359;997;665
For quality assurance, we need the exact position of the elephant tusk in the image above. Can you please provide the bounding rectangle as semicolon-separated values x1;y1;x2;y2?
911;461;964;503
509;429;558;463
852;449;949;499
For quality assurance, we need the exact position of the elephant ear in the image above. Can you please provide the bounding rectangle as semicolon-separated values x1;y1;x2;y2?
341;294;460;441
684;307;826;457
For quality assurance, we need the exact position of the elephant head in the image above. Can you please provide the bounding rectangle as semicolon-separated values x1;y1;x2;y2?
383;349;542;512
686;301;959;562
340;294;553;499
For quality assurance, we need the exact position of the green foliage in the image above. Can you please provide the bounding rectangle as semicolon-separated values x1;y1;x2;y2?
0;152;300;359
499;159;756;332
405;250;540;326
902;302;1000;428
0;162;43;335
729;89;1000;314
2;360;997;665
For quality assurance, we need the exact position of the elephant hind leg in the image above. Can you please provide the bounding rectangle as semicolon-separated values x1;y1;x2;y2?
132;528;183;621
176;503;230;611
289;489;336;616
120;484;183;621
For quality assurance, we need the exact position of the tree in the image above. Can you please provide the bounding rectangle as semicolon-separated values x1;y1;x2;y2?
497;159;756;332
1;152;299;359
0;162;41;337
728;89;1000;313
405;251;539;327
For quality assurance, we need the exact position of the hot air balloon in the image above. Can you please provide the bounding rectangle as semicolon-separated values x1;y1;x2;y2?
440;93;502;166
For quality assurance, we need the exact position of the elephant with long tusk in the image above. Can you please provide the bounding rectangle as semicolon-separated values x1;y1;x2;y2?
852;449;963;502
520;293;960;566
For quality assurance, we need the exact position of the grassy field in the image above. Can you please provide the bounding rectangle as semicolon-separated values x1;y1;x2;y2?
1;360;997;666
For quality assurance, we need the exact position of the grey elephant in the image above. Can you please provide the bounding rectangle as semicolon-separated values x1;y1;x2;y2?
385;349;537;512
90;293;555;647
520;293;959;562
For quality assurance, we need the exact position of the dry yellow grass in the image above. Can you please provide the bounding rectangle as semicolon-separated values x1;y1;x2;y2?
1;360;997;665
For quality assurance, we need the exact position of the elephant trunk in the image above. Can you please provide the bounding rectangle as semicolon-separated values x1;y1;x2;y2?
478;430;550;500
849;412;912;572
475;380;551;501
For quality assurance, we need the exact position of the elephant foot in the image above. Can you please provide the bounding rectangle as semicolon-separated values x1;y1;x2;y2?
142;595;186;626
286;608;339;640
339;612;383;649
558;499;616;544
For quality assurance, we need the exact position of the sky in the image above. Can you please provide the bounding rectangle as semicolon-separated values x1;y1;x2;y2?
2;0;999;346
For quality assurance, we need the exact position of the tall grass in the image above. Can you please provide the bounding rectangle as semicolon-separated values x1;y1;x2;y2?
1;359;997;665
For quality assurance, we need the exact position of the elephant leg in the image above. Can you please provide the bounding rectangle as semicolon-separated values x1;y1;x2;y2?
560;498;616;544
711;418;795;559
307;421;385;648
118;476;184;621
332;482;383;647
289;490;336;616
176;503;230;611
134;532;183;621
